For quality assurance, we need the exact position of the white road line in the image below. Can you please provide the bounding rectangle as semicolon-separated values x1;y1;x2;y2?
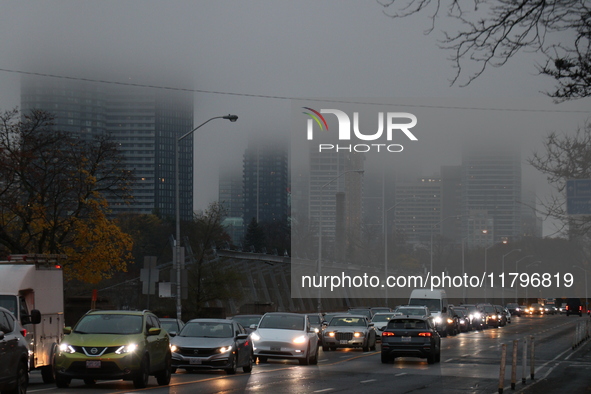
395;373;407;377
444;358;454;362
313;389;334;393
360;379;377;383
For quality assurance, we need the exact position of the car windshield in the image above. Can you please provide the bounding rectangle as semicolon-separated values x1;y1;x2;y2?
0;295;17;316
180;322;233;338
161;321;180;332
307;315;321;324
330;317;366;327
408;299;441;312
231;316;261;327
348;309;371;318
75;314;143;334
259;314;305;331
389;319;427;329
372;314;394;322
395;307;427;316
482;305;495;313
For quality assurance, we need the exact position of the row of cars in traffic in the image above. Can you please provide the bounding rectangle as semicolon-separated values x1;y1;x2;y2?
0;297;578;392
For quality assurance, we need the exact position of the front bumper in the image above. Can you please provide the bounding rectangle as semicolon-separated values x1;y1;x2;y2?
253;340;309;360
323;335;366;348
55;353;141;380
171;351;232;370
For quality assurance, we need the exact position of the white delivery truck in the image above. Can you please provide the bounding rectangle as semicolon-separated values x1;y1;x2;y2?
0;254;66;382
408;288;450;337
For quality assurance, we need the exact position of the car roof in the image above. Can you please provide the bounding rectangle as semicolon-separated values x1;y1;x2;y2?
86;310;149;316
185;318;234;324
391;315;430;321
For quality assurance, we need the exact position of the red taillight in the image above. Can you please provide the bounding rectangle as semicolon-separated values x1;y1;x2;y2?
579;306;583;311
21;328;26;337
382;332;395;337
418;332;432;337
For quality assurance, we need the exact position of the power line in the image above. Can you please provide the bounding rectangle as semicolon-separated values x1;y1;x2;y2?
2;67;590;113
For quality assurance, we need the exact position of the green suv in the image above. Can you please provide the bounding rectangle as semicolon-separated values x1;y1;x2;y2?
55;310;171;388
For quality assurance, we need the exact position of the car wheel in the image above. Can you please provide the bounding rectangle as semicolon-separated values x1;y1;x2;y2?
370;339;377;351
310;344;319;365
225;353;238;375
299;345;311;365
41;344;57;383
322;344;329;351
329;346;337;351
84;378;96;385
257;356;267;363
381;353;390;363
55;373;71;389
5;361;28;394
362;341;369;352
171;367;177;374
243;353;253;373
427;354;436;364
155;352;172;385
133;354;150;389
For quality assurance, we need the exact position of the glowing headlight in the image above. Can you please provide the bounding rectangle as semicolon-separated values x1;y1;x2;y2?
251;332;260;341
293;335;307;344
218;346;233;353
327;332;335;337
59;343;75;354
353;332;363;338
434;317;442;324
314;328;319;333
447;318;454;324
474;312;481;319
170;344;178;353
498;315;502;319
115;343;138;355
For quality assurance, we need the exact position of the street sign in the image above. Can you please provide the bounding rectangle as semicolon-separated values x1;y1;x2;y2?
566;179;591;215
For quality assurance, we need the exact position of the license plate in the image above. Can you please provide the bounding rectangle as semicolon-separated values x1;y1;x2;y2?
270;347;281;351
340;340;348;344
401;336;411;342
86;360;101;369
189;358;202;365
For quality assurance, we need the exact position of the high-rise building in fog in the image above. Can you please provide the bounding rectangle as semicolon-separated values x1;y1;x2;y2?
20;75;194;220
461;146;522;245
242;138;289;226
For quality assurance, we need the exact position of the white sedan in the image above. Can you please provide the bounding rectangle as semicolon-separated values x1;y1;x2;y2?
251;312;319;365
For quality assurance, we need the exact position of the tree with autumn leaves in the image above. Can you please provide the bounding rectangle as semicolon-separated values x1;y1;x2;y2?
0;108;134;283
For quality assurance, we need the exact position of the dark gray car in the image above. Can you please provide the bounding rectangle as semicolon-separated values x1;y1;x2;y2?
0;306;29;394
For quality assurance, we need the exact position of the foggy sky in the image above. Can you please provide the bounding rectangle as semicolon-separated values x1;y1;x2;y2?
1;1;590;236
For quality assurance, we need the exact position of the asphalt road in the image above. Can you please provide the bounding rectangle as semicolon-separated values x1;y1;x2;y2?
27;314;591;393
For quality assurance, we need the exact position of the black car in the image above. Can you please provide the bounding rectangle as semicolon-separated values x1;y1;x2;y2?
0;306;29;394
462;304;484;330
566;298;583;316
506;303;522;317
380;315;441;364
476;303;499;328
449;306;470;332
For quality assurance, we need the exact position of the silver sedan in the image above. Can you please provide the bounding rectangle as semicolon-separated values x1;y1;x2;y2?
322;315;377;352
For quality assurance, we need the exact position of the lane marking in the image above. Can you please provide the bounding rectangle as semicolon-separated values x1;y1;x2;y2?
313;389;334;393
360;379;377;383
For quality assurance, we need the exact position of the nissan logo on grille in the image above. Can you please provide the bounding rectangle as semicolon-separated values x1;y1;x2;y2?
91;348;98;355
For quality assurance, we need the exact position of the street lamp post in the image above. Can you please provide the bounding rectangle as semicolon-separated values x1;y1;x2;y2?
317;169;364;312
501;249;521;305
175;114;238;320
514;255;533;303
573;265;589;314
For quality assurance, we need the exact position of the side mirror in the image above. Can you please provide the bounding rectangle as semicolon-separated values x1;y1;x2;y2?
236;333;249;340
168;331;177;337
148;327;161;336
63;326;72;335
368;322;374;327
249;324;257;330
441;307;447;313
21;309;41;325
